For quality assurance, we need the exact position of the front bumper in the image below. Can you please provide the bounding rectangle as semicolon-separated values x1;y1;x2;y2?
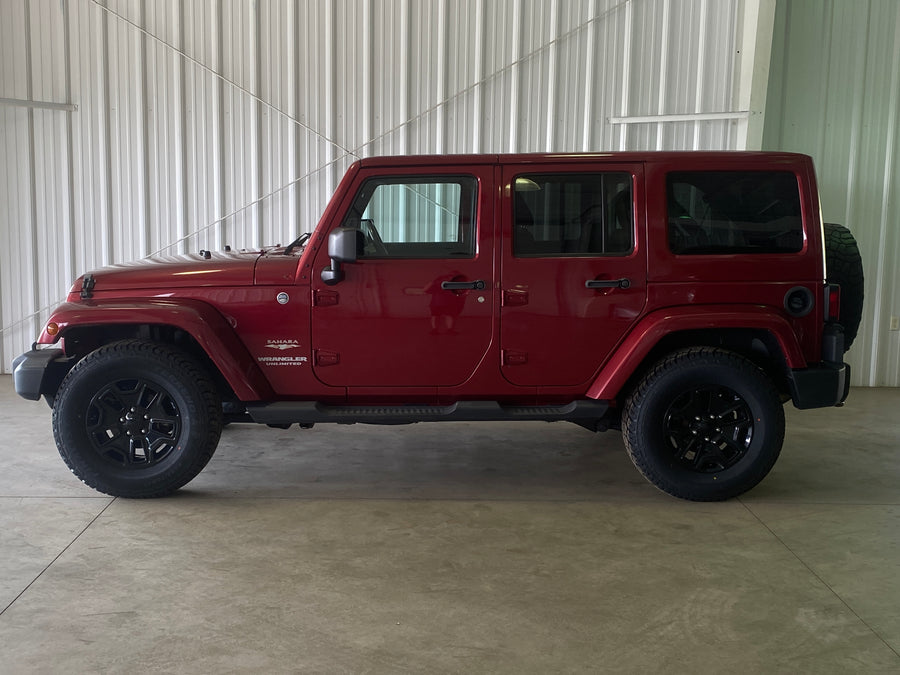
788;362;850;410
12;346;71;401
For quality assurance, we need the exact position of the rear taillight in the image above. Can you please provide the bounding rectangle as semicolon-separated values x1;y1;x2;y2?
825;284;841;322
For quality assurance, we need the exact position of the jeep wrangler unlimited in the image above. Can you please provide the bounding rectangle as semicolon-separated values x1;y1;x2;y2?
13;152;863;501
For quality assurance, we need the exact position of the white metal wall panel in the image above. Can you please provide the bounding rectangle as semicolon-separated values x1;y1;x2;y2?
181;0;224;253
765;0;900;386
29;0;71;350
2;0;768;374
0;104;35;371
2;1;41;368
143;1;184;258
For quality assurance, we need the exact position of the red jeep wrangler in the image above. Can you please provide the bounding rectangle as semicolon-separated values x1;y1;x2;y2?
13;152;863;501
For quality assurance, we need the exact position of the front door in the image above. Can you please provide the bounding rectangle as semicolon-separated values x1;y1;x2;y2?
311;167;495;388
500;163;647;387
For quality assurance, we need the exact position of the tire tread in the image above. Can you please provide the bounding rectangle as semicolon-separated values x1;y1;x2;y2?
622;347;784;501
52;340;222;498
823;223;864;349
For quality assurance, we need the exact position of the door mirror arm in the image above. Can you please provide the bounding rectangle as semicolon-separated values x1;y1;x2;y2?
320;260;344;286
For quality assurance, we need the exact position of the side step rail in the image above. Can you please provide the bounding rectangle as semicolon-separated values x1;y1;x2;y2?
245;400;609;427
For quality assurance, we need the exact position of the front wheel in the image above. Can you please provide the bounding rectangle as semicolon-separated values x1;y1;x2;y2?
622;348;785;501
52;340;223;498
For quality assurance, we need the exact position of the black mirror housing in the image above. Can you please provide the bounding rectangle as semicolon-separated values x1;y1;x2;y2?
321;228;360;286
328;228;359;263
320;264;343;285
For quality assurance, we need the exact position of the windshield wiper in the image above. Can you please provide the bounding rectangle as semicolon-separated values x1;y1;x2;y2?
283;232;311;255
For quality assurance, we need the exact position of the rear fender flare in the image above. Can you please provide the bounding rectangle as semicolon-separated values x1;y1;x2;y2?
40;299;273;401
587;306;806;401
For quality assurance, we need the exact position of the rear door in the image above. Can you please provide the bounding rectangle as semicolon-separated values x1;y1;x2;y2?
310;167;495;388
499;163;647;387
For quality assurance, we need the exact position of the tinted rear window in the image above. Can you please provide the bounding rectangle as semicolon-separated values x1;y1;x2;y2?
667;171;803;255
513;172;633;257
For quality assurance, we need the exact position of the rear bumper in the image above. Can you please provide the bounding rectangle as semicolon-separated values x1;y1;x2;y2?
12;347;70;401
788;362;850;409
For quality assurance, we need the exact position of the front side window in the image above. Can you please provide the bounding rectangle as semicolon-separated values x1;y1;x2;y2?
342;176;477;258
667;171;804;255
513;172;634;257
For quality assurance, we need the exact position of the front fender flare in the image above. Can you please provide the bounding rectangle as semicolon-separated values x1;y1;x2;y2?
41;299;273;401
586;305;807;401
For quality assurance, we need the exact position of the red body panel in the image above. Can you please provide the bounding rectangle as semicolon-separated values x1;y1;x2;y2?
43;299;273;400
308;164;497;388
498;161;648;387
38;152;828;406
255;252;304;285
585;305;807;401
71;250;261;291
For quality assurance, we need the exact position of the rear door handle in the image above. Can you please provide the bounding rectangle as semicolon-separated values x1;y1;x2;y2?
441;280;486;291
585;278;631;289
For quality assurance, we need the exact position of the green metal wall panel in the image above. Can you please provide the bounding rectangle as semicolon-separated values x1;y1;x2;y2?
765;0;900;386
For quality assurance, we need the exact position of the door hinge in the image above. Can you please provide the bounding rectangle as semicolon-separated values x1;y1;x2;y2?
503;289;529;307
503;350;528;366
314;289;340;307
315;350;340;366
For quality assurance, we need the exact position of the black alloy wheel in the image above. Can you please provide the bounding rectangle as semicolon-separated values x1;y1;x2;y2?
53;340;223;498
662;385;754;473
622;347;784;501
85;377;183;468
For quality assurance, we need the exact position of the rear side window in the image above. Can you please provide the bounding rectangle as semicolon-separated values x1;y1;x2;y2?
513;172;633;257
667;171;803;255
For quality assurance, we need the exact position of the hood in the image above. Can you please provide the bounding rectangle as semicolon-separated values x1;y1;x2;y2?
72;250;264;294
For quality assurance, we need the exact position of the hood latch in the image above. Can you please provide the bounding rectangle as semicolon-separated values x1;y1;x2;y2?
80;274;96;299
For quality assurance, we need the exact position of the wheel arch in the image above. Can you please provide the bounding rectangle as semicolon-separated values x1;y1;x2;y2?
41;299;273;401
587;306;805;403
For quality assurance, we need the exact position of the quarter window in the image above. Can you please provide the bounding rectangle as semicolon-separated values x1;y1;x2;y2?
343;176;477;258
512;173;634;257
667;171;804;255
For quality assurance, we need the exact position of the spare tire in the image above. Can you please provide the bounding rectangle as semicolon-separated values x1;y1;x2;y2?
823;223;864;350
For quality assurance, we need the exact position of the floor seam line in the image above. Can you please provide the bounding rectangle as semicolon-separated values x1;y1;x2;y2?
0;497;116;617
739;500;900;660
0;495;113;500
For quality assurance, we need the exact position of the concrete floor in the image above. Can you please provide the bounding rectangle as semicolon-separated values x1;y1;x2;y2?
1;375;899;673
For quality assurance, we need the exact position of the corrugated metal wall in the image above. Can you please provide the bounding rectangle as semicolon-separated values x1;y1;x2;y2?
764;0;900;386
1;0;766;373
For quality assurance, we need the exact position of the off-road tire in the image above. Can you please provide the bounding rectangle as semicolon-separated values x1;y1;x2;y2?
824;223;864;350
622;347;785;501
52;340;223;498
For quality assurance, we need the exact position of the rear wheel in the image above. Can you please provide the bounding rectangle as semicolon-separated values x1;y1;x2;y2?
622;348;784;501
52;340;223;497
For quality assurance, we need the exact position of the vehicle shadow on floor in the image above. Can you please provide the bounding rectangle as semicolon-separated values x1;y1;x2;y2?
179;421;662;502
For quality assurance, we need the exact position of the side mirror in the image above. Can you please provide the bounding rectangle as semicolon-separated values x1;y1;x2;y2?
329;228;359;263
321;228;360;286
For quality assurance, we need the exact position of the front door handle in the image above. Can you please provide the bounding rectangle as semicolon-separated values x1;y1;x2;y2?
585;278;631;289
441;280;486;291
